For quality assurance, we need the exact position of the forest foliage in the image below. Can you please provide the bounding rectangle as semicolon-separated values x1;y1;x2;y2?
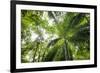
21;10;90;63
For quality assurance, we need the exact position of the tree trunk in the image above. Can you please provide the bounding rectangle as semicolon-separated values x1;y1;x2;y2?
64;39;71;60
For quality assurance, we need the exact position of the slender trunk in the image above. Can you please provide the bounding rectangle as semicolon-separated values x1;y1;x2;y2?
64;39;73;60
32;42;39;62
41;47;48;61
37;49;40;62
41;50;46;61
63;39;68;60
37;43;41;62
63;39;70;60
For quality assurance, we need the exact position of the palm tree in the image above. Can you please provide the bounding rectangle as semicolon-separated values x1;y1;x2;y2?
42;12;90;61
21;10;90;63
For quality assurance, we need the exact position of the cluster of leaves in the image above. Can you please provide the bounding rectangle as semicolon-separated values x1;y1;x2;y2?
21;10;90;63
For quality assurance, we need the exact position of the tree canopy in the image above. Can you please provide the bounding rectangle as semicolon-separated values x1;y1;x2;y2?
21;10;90;63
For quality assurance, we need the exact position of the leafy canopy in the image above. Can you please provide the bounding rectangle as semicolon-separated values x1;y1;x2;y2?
21;10;90;63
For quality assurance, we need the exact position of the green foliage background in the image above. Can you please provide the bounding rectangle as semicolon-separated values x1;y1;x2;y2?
21;10;90;63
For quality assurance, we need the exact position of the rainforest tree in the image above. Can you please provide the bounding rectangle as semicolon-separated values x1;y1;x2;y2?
21;10;90;63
